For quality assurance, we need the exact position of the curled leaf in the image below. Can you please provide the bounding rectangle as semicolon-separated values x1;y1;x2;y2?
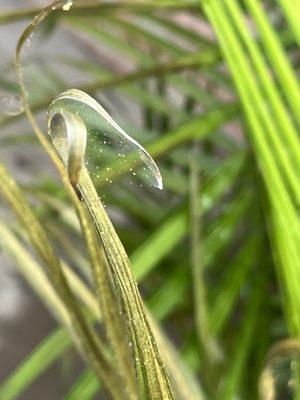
48;88;163;188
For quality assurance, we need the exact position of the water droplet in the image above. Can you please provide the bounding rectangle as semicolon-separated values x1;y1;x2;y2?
0;94;23;116
63;0;73;11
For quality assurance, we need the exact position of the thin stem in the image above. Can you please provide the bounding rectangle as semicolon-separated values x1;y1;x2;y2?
189;142;220;397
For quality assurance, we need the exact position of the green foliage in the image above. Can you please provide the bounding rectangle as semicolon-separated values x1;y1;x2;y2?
0;1;299;399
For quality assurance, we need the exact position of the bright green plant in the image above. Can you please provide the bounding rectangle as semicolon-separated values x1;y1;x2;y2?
0;1;299;399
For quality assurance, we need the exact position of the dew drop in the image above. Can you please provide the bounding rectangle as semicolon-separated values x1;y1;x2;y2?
63;0;73;11
0;94;23;116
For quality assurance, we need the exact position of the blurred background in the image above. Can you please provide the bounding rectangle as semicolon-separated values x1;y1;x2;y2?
0;1;299;399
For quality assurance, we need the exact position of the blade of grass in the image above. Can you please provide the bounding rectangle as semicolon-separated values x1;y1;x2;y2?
0;1;201;25
210;235;260;336
202;0;300;337
244;0;300;127
67;17;221;104
219;277;264;399
65;369;99;400
0;165;121;398
96;103;237;188
225;0;300;201
0;55;228;130
189;143;219;373
1;208;205;400
0;328;71;400
0;219;70;327
277;0;300;45
131;152;244;281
